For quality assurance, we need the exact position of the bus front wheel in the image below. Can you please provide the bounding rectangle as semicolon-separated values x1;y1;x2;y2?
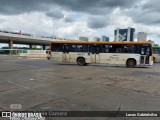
77;58;85;66
126;59;136;68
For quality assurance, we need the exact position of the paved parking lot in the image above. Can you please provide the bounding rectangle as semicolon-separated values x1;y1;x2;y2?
0;56;160;120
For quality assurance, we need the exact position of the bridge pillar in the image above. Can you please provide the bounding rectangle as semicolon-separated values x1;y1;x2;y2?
9;40;13;49
42;45;46;50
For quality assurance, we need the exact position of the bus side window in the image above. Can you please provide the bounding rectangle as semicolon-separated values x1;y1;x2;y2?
109;45;113;53
146;47;150;55
111;45;118;53
141;48;145;55
53;44;61;52
96;47;100;54
124;45;137;53
102;45;109;53
105;45;109;53
83;45;88;52
70;44;76;52
116;48;120;53
77;45;83;52
62;44;69;53
90;46;95;54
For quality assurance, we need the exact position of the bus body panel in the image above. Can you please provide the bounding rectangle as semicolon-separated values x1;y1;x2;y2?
68;52;77;62
90;53;100;63
51;51;153;66
99;53;139;65
62;52;70;62
150;56;154;65
68;52;90;63
51;52;153;66
99;53;112;64
51;52;62;62
84;53;91;63
50;41;153;67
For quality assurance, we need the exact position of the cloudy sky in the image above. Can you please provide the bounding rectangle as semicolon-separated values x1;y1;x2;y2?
0;0;160;44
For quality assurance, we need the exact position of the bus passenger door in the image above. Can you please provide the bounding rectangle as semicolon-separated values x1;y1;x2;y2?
90;45;100;63
140;46;150;65
62;44;70;62
51;43;62;62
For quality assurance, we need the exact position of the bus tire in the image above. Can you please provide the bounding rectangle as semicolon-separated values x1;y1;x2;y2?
126;59;136;68
77;57;85;66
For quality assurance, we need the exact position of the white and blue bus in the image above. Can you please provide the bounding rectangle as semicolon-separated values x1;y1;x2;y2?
50;41;153;68
152;46;160;62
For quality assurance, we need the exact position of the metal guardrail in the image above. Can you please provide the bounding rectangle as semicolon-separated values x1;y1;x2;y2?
0;49;49;55
0;32;52;41
0;30;73;41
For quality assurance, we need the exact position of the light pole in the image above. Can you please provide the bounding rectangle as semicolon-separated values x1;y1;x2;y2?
52;24;54;38
75;33;78;40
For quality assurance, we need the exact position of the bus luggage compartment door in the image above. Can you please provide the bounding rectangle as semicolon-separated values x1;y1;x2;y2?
90;45;100;63
62;44;70;62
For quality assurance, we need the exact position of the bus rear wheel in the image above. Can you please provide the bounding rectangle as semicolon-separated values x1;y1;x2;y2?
126;59;136;68
77;58;85;66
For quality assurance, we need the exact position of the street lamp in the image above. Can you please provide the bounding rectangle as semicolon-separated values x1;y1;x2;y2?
75;33;78;40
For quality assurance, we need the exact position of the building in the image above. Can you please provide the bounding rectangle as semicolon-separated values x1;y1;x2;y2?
114;27;135;42
94;37;100;42
79;36;89;41
137;32;147;41
101;36;109;42
148;40;155;46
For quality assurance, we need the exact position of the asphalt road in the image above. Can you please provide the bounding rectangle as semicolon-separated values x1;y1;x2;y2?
0;56;160;120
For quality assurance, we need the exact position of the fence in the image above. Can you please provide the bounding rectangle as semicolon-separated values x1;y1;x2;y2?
0;49;50;59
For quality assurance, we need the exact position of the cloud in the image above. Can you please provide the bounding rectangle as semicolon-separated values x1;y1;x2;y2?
0;0;49;15
0;12;53;36
0;0;138;15
0;0;160;45
64;16;74;23
0;18;5;23
142;0;160;12
123;0;160;26
125;8;160;25
134;12;160;25
46;10;64;19
56;21;100;40
51;0;138;14
87;15;109;29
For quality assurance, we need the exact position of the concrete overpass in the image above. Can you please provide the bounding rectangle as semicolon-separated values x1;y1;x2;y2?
0;30;52;50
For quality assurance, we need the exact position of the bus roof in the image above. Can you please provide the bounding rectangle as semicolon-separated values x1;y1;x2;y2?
50;41;152;45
